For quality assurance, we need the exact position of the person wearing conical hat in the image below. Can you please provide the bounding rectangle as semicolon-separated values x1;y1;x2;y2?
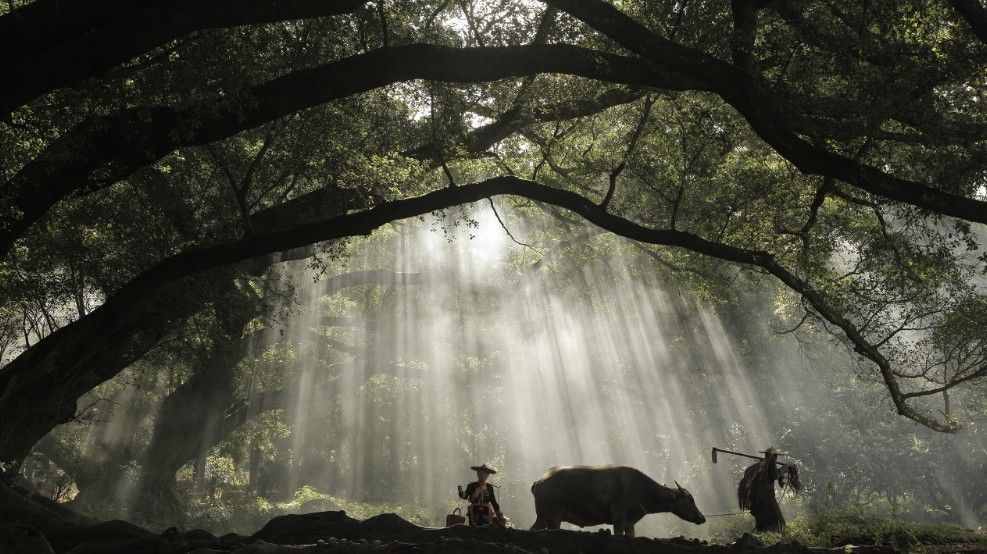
457;464;502;526
738;447;785;532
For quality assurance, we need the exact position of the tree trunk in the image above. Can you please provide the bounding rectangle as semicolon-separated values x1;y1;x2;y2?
135;333;248;524
0;271;238;463
132;266;400;521
191;453;206;496
248;441;262;494
0;185;368;465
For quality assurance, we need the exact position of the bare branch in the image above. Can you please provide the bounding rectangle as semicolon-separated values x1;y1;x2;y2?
487;198;541;253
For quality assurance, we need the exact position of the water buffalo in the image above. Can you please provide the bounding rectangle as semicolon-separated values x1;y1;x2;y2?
530;465;706;536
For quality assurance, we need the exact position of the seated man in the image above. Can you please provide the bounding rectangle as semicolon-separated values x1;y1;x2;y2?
458;464;502;526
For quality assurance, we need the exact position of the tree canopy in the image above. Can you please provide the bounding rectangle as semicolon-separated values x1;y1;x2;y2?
2;0;987;470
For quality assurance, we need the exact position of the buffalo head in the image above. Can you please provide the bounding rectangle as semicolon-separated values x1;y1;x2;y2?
671;481;706;524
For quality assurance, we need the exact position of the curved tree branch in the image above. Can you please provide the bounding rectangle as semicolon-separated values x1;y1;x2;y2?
6;22;985;261
115;176;965;432
947;0;987;44
541;0;987;226
0;176;965;463
0;43;686;260
0;0;369;118
405;86;645;162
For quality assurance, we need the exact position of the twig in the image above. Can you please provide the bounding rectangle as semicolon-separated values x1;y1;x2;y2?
430;85;456;188
487;198;540;253
441;161;457;187
206;144;253;234
601;96;654;210
776;310;810;335
425;0;452;30
457;0;486;47
376;0;389;48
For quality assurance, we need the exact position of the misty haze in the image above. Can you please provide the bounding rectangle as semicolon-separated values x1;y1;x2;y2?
2;1;986;553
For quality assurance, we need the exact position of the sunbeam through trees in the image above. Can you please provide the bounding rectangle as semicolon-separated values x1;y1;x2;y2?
1;1;987;553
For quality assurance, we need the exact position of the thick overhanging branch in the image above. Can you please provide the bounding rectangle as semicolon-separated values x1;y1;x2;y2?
729;0;765;72
0;184;371;462
0;0;364;56
6;23;985;261
404;86;645;161
541;0;987;228
1;43;682;261
0;0;369;118
1;176;965;444
947;0;987;44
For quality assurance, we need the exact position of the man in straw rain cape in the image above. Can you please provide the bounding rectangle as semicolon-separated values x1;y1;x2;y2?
458;463;504;527
738;447;800;532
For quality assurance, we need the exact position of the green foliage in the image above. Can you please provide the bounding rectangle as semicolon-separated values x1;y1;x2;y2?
5;0;987;541
768;511;987;550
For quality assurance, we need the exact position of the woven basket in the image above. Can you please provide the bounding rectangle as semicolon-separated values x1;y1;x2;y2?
445;507;466;527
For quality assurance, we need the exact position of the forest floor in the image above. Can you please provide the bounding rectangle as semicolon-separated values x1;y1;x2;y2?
3;481;985;554
4;506;987;554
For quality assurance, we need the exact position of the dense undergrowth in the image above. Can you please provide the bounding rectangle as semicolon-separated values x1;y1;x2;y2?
753;511;987;550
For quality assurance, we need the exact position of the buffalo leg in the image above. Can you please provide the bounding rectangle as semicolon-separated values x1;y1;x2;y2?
531;494;562;530
611;506;629;536
530;512;561;530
